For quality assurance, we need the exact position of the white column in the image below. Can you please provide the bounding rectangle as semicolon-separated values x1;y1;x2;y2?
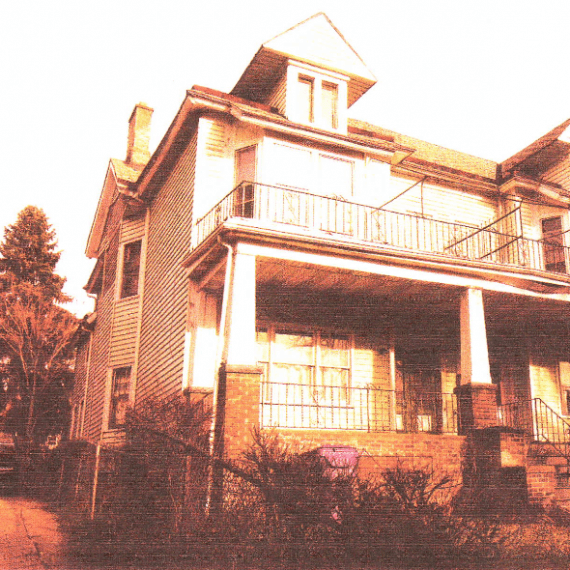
226;251;257;366
460;288;492;385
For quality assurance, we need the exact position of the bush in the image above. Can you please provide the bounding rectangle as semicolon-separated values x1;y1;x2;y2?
64;394;212;568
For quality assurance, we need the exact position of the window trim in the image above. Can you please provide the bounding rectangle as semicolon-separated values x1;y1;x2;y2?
108;366;132;429
119;239;142;299
257;324;354;397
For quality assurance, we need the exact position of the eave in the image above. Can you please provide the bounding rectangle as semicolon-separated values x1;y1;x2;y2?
136;88;415;200
183;220;570;300
86;159;144;259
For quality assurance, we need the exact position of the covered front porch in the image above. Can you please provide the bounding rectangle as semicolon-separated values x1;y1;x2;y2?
185;239;537;449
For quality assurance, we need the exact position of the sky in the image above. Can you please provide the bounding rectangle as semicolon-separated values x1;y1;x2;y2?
1;0;570;316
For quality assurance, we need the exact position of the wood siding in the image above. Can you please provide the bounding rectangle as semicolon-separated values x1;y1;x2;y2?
543;156;570;190
136;131;198;403
353;335;391;390
108;215;146;368
82;264;114;441
268;72;287;115
193;117;233;222
386;175;498;226
530;358;561;415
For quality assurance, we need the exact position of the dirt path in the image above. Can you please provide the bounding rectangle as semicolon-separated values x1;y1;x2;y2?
0;496;68;569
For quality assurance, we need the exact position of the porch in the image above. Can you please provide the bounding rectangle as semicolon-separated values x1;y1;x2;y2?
194;182;570;276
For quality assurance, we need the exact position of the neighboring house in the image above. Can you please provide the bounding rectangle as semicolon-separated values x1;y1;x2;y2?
72;13;570;506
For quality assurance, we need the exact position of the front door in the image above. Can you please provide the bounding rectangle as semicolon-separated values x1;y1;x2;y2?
396;364;441;433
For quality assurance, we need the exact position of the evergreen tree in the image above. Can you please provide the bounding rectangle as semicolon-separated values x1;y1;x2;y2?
0;207;78;482
0;205;66;300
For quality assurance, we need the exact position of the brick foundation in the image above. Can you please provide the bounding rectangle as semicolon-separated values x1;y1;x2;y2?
219;364;264;457
527;464;556;507
455;383;498;430
217;364;466;481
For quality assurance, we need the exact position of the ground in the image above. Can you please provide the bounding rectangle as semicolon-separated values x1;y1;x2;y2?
0;496;68;570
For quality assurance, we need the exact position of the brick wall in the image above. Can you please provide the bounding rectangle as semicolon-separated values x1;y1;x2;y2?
455;383;498;430
220;365;465;481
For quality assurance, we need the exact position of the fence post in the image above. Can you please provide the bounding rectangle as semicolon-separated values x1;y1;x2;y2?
90;443;101;520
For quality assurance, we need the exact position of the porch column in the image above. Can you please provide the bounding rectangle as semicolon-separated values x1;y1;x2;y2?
226;250;257;366
457;287;497;430
460;287;492;385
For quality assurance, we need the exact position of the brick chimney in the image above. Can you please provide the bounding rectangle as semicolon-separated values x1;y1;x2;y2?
126;102;153;166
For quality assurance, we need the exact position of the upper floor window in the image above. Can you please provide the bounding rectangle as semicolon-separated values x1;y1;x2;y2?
109;367;131;429
297;76;314;124
321;82;338;129
120;240;142;298
541;216;567;273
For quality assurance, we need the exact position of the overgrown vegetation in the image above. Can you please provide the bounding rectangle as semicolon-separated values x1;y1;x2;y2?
60;399;570;569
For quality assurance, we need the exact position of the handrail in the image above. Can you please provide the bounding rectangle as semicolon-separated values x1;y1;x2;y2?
193;182;570;276
260;380;458;434
499;398;570;463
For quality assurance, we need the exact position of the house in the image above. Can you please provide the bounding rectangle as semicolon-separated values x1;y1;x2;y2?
72;13;570;507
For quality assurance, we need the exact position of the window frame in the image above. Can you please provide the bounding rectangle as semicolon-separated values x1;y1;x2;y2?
321;81;338;129
257;324;353;400
541;216;567;273
108;366;132;429
119;239;142;299
297;75;315;124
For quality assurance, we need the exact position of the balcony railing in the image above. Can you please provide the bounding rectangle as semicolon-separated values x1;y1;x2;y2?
194;182;570;275
260;380;458;434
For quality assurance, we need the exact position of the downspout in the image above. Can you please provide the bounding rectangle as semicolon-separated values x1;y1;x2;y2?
80;295;97;439
205;236;235;514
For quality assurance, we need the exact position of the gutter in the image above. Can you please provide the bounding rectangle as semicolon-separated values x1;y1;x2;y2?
136;90;414;199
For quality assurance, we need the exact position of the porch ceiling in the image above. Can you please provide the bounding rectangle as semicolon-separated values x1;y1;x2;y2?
256;258;461;310
484;290;570;329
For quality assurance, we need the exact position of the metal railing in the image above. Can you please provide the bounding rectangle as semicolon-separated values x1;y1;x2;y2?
260;381;458;434
194;182;570;275
499;398;570;461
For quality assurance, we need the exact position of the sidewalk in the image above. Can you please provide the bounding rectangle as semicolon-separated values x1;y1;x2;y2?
0;496;67;569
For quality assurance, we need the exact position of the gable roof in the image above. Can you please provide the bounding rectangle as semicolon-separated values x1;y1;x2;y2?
231;13;376;107
85;159;142;258
349;118;498;180
500;118;570;179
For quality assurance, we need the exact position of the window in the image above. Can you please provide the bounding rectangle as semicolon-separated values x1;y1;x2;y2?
321;82;338;129
120;240;142;298
235;146;257;218
257;327;351;399
297;76;314;124
109;367;131;429
258;327;353;428
542;217;567;273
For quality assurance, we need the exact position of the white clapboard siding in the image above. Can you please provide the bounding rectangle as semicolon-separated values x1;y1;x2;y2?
385;175;497;227
353;337;391;391
108;296;139;365
72;341;89;406
106;216;147;368
136;132;198;403
543;156;570;190
268;73;287;115
530;360;562;415
120;215;145;243
193;117;233;221
83;284;114;441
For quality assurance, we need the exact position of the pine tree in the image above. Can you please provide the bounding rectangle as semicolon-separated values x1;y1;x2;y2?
0;205;66;300
0;207;78;483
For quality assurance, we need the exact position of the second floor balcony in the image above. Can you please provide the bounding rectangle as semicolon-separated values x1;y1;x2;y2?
194;182;570;277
